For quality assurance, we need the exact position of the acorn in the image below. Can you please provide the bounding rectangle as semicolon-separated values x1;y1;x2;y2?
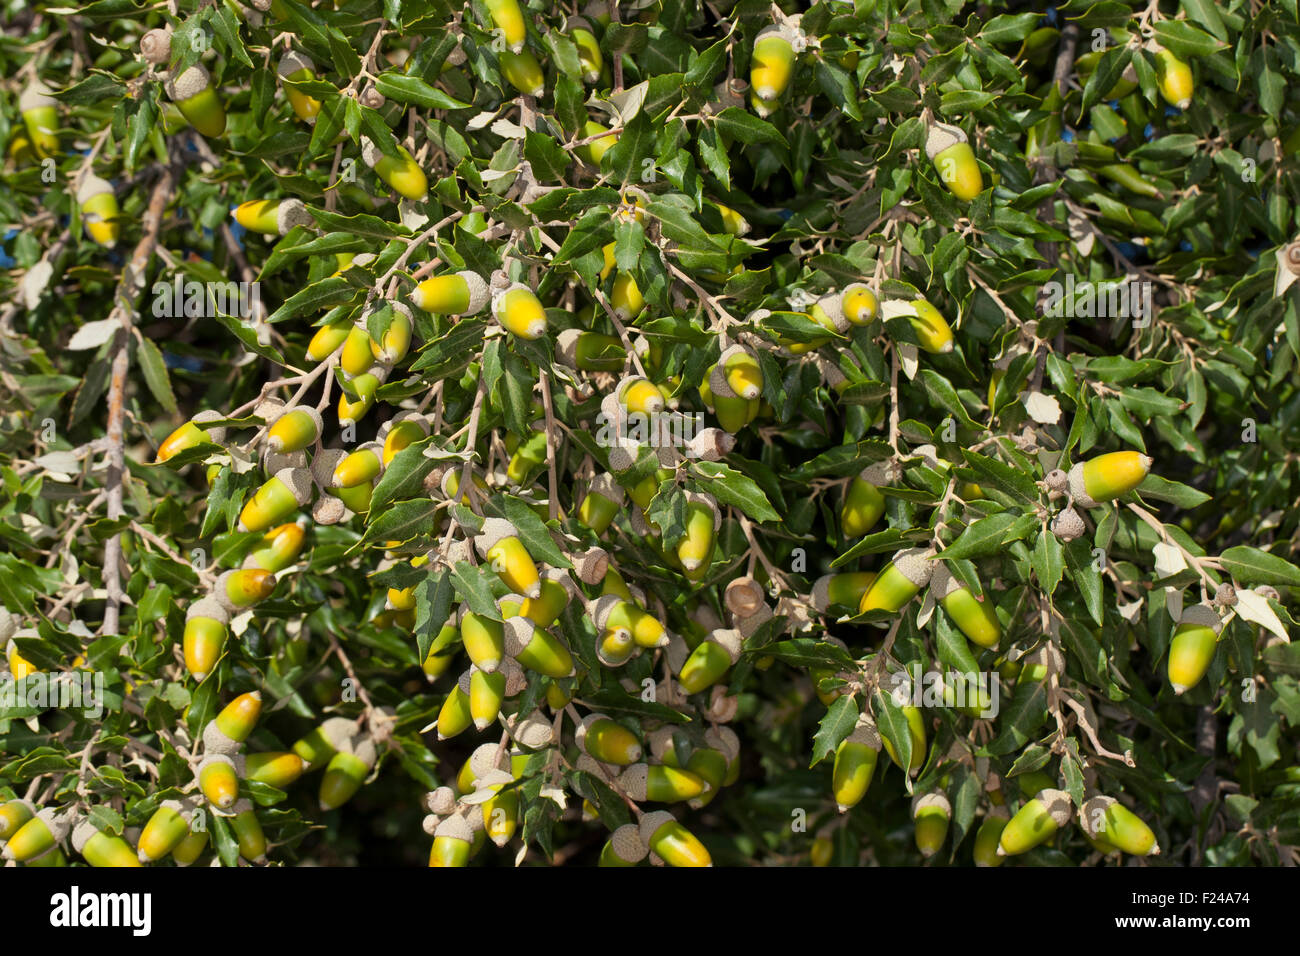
266;407;322;454
139;28;172;66
832;713;882;812
184;596;229;681
638;810;711;867
1080;795;1160;856
202;690;263;754
361;136;428;201
1167;603;1222;695
411;270;490;315
492;283;548;340
379;411;429;464
842;472;886;538
677;628;742;694
307;320;353;361
972;809;1009;867
1050;506;1085;542
237;467;314;532
429;812;474;867
245;751;307;789
215;568;277;612
1067;451;1151;508
880;703;927;774
997;788;1072;856
233;198;314;237
499;49;546;97
165;64;226;138
567;16;604;82
503;614;575;679
912;792;952;859
812;571;877;613
906;298;955;353
676;491;720;581
469;667;507;729
460;610;506;673
333;442;385;488
475;518;541;598
1154;47;1193;109
600;823;648;866
486;0;528;52
230;799;267;863
137;799;196;862
170;827;209;866
749;24;797;112
929;564;1001;649
840;283;880;325
155;409;227;463
578;121;619;165
77;175;120;248
370;303;414;365
577;714;642;765
0;799;35;841
291;716;357;770
197;753;241;809
244;522;306;573
19;81;59;157
277;50;321;124
858;547;935;615
319;734;377;810
617;762;710;803
925;121;982;202
1;808;71;862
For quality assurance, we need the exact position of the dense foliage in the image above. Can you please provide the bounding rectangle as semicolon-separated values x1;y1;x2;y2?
1;0;1299;869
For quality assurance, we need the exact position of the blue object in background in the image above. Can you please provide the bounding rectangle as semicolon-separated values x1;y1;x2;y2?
1060;128;1075;142
1144;123;1156;140
163;351;205;372
1045;6;1058;25
1164;106;1180;118
1179;240;1193;252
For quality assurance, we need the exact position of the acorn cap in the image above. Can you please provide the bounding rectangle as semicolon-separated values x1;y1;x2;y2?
20;81;56;112
500;656;528;696
500;614;537;659
1044;468;1068;492
1051;506;1085;542
76;174;114;205
707;628;745;663
317;717;359;753
638;809;676;847
611;822;648;862
892;547;936;589
707;362;737;401
165;64;212;102
705;725;741;762
661;632;689;673
616;763;650;801
685;427;735;462
845;713;882;750
724;576;765;618
811;574;837;613
646;726;676;762
275;467;315;506
1035;788;1074;827
186;595;230;625
1066;462;1098;509
682;489;722;531
505;710;554;749
457;271;491;314
202;720;241;756
928;563;966;602
468;742;508;783
815;293;849;332
360;136;383;170
140;28;172;64
433;812;474;843
555;328;585;368
197;751;236;778
572;548;609;585
912;791;951;817
426;787;457;815
1179;602;1223;633
474;516;520;556
924;120;968;161
275;198;314;235
733;604;771;639
313;495;347;524
71;819;105;855
588;472;625;506
574;754;609;778
1079;795;1116;839
277;50;315;78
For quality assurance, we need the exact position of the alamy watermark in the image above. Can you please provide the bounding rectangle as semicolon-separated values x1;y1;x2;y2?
594;410;707;451
886;663;1001;718
1042;274;1153;328
0;671;106;718
152;275;262;320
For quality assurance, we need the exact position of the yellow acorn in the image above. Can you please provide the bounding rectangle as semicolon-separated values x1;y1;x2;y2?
370;302;414;364
379;411;430;464
183;596;229;681
6;639;37;679
137;799;195;863
567;16;603;82
500;49;546;97
203;690;263;753
72;820;141;868
1167;603;1222;695
238;467;314;532
216;568;277;612
266;407;322;454
1154;47;1193;109
841;283;880;325
411;270;490;315
230;799;266;863
750;24;797;111
1067;450;1151;507
676;492;719;581
617;762;709;803
77;175;119;248
925;121;982;202
306;320;353;361
165;64;226;138
998;788;1072;856
233;198;314;237
638;810;711;867
1080;795;1160;856
578;120;619;165
460;610;506;674
20;81;59;157
841;472;886;538
578;714;642;765
492;283;548;339
0;800;35;841
1;808;71;863
429;812;475;867
811;571;877;614
244;522;306;573
476;518;541;597
277;50;321;124
245;751;307;789
361;136;428;201
197;753;240;809
333;442;384;488
469;668;507;729
155;409;227;463
913;792;951;859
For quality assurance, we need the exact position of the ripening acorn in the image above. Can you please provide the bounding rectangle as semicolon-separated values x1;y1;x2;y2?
1167;603;1222;695
333;443;384;489
165;64;226;138
411;270;490;315
618;763;710;803
266;407;322;454
567;16;603;82
460;611;505;673
972;810;1009;867
0;799;35;842
677;628;742;695
2;808;70;863
749;24;796;113
832;713;882;812
429;813;474;867
493;283;548;340
72;820;140;868
203;690;263;754
421;623;460;681
906;298;955;353
913;792;952;859
238;467;313;532
841;473;886;538
245;751;306;789
277;50;321;124
600;824;648;866
929;564;1001;649
19;81;59;158
578;714;643;765
170;827;209;866
217;568;277;611
244;521;306;573
1154;47;1193;110
230;799;266;863
811;571;877;614
469;668;507;729
306;320;353;361
880;703;927;774
361;136;428;201
198;754;240;809
292;716;357;771
925;121;982;202
380;412;429;465
320;735;377;811
476;518;541;597
997;788;1072;856
676;493;720;581
639;810;711;867
841;283;880;325
500;48;546;97
556;329;626;372
1066;450;1152;508
137;800;194;863
485;0;528;51
370;303;414;365
504;615;575;678
184;597;229;681
1080;795;1160;857
155;409;226;463
859;547;935;615
233;198;314;237
77;175;119;248
578;120;619;165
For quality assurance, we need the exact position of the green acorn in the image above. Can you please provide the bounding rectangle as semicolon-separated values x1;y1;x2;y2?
1;808;71;863
567;15;603;82
912;792;951;859
617;763;710;803
165;64;226;138
78;175;120;248
19;81;59;157
677;628;742;695
556;329;627;372
880;701;927;774
925;121;982;202
929;564;1001;649
183;596;229;681
841;472;886;538
215;568;277;613
361;136;428;201
320;735;377;811
503;614;575;679
1067;451;1152;508
1080;795;1160;857
998;788;1072;856
170;827;209;867
578;714;642;765
1167;603;1222;695
972;809;1009;867
749;24;797;115
638;810;711;867
411;270;490;315
72;820;141;868
0;799;35;841
137;799;196;863
832;713;882;812
230;798;267;863
500;49;546;97
291;716;357;771
859;547;935;615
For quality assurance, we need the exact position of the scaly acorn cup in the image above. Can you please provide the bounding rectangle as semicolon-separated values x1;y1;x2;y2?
370;302;414;365
277;50;321;124
638;810;711;867
676;492;720;580
832;713;882;812
476;518;541;597
880;702;927;774
216;568;277;613
460;610;506;673
929;564;1001;649
841;473;886;538
492;283;548;340
2;808;71;863
71;820;140;868
1067;450;1152;508
503;614;575;678
437;674;475;739
925;121;983;202
1154;47;1194;109
19;81;59;157
237;467;313;532
912;792;952;859
165;64;226;138
361;136;428;201
411;270;490;315
233;198;314;237
184;596;229;681
567;16;603;82
230;799;266;863
997;788;1073;856
244;521;306;573
333;442;384;489
499;49;546;97
555;329;625;372
749;24;797;110
429;813;474;867
811;571;877;613
841;283;880;325
77;175;120;248
197;753;241;809
379;411;430;465
292;716;359;771
320;735;377;810
677;628;742;694
486;0;528;51
0;799;35;841
617;763;710;803
137;800;193;862
972;809;1009;867
859;547;935;615
600;824;649;867
244;751;306;789
1080;795;1160;857
1167;603;1223;695
577;714;643;765
203;690;263;754
155;409;227;463
306;320;353;361
266;407;323;454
